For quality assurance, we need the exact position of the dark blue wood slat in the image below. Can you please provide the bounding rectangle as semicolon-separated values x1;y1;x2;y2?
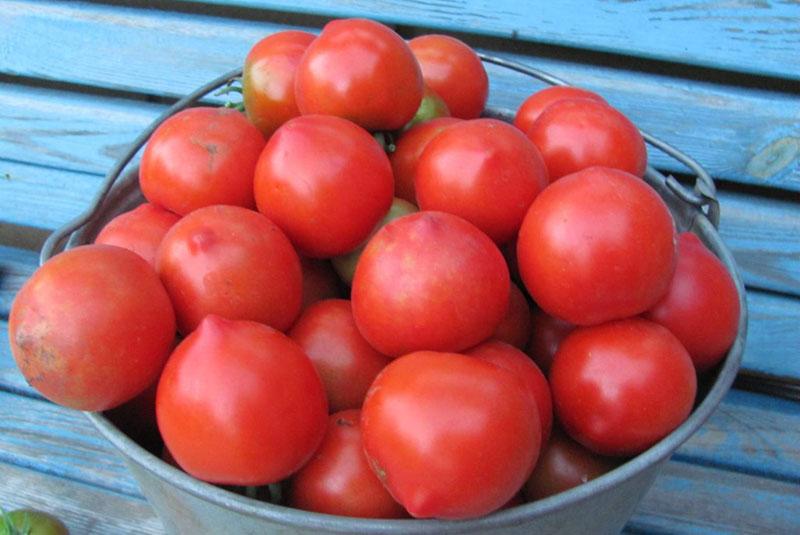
2;2;799;190
0;245;38;318
170;0;800;81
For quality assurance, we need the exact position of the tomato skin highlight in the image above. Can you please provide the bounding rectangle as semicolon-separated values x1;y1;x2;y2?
645;232;740;372
156;315;328;485
409;34;488;119
287;410;408;518
550;318;697;457
254;114;394;258
9;244;176;411
295;18;423;131
415;118;549;244
525;98;647;181
361;351;541;519
517;166;676;326
139;107;265;215
156;205;302;334
289;299;392;412
351;211;510;356
242;30;316;137
94;203;180;268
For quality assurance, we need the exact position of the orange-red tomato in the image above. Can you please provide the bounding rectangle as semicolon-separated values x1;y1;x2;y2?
288;410;408;518
295;18;422;130
156;315;328;485
242;30;316;137
139;107;265;214
513;86;606;134
361;351;541;519
409;34;488;119
94;203;180;267
9;245;175;411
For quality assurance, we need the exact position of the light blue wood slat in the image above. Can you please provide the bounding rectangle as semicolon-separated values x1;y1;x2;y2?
0;462;163;535
2;1;799;190
172;0;800;81
0;245;37;318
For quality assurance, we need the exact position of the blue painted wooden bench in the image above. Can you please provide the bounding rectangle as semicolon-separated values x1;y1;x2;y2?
1;1;798;532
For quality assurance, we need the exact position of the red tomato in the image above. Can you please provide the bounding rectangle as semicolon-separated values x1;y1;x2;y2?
645;232;740;372
94;203;180;267
299;256;344;310
254;114;394;258
294;18;422;130
513;86;606;134
467;340;552;444
517;166;676;326
140;107;265;215
156;315;328;485
409;34;488;119
525;98;647;181
526;309;575;374
156;205;302;334
242;30;316;137
523;427;617;501
492;282;532;350
416;119;549;244
390;116;462;203
361;351;541;519
351;211;510;356
289;299;392;412
9;245;175;411
288;410;408;518
550;318;696;457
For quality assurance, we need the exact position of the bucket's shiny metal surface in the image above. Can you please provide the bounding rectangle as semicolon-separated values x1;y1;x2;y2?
43;56;747;534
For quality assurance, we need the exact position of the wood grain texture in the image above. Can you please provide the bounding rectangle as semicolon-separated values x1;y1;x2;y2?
629;461;800;534
2;2;799;189
0;462;163;534
170;0;800;81
0;245;37;318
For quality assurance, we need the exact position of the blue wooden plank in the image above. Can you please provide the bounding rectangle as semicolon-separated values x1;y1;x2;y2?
3;2;799;190
0;245;37;318
172;0;800;81
742;289;800;381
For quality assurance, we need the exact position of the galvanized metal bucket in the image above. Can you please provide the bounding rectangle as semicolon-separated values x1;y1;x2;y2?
41;56;747;534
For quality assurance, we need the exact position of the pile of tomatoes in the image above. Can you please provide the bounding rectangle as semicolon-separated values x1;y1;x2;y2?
8;17;740;521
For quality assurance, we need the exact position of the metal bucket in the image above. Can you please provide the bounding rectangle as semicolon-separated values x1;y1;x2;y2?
41;56;747;534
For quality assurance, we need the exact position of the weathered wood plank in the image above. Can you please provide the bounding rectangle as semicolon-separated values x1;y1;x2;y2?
171;0;800;81
0;390;144;497
0;245;37;319
0;462;163;534
2;2;799;190
628;461;800;534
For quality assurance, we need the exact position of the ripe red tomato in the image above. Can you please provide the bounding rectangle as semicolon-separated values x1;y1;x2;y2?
242;30;315;137
409;34;488;119
492;282;532;350
526;309;574;374
525;98;647;181
294;18;422;130
550;318;697;457
156;205;302;334
156;315;328;485
390;116;461;203
351;211;510;356
523;427;617;501
254;114;394;258
361;351;541;519
139;107;265;214
517;166;676;326
287;410;408;518
645;232;740;372
289;299;392;412
513;86;606;134
9;245;175;411
94;203;180;267
467;340;552;444
415;118;549;244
